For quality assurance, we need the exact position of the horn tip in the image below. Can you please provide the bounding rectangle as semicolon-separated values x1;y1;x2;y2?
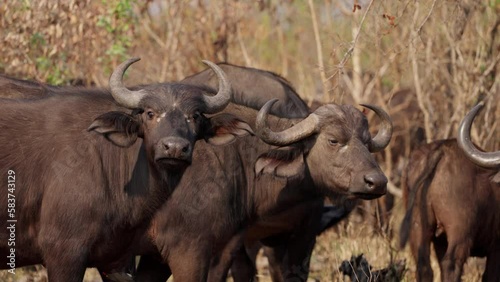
122;57;141;65
263;99;279;110
202;60;215;66
467;102;485;117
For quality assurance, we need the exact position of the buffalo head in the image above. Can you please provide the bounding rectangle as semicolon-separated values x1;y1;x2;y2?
255;99;392;199
89;58;252;171
458;102;500;168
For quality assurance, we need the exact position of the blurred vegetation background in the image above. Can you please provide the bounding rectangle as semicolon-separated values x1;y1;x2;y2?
1;0;498;149
0;0;499;281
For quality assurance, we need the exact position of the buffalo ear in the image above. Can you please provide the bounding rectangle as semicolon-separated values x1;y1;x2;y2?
255;146;305;178
88;111;141;147
204;113;254;146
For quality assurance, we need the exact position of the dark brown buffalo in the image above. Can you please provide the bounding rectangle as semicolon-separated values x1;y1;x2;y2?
183;63;330;281
399;139;500;282
0;58;248;282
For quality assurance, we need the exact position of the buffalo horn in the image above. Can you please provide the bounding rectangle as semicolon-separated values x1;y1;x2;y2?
361;104;393;152
200;60;232;114
255;99;320;146
458;102;500;168
109;58;147;109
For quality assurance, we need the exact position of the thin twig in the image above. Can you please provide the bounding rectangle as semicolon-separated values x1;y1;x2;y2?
415;0;437;37
308;0;328;100
236;25;252;66
409;1;435;142
336;0;375;69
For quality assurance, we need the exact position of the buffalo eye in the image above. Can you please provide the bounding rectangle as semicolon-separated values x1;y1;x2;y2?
187;112;201;123
147;111;155;119
328;139;339;146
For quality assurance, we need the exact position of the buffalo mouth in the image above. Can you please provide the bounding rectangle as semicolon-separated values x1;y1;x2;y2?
351;192;385;200
155;157;191;169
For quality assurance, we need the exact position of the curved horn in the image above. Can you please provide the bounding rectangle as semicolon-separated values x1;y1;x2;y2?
109;58;147;109
255;99;320;146
361;104;393;152
458;102;500;168
201;60;232;114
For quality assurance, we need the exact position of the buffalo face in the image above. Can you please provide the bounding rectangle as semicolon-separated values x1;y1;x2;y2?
305;105;389;199
89;58;252;171
255;100;392;200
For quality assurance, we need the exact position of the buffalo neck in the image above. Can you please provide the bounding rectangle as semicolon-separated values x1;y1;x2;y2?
220;103;322;218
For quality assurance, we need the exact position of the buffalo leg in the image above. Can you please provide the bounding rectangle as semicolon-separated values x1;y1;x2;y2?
408;212;434;282
230;245;258;282
38;186;95;282
167;243;211;282
278;230;317;282
208;233;247;282
98;255;137;282
483;247;500;282
280;200;322;282
263;243;287;282
135;254;171;282
439;238;470;282
42;247;87;282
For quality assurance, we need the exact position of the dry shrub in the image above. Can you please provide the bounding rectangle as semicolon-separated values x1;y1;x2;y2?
0;0;138;86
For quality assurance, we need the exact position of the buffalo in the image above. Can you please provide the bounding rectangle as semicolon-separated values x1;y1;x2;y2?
183;63;330;281
0;58;248;282
399;137;500;281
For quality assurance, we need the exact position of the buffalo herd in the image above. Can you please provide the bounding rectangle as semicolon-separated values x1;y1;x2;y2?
0;59;498;282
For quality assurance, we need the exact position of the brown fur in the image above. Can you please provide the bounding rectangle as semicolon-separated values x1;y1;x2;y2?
400;139;500;282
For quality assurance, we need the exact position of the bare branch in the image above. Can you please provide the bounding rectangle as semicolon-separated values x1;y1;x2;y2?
236;25;252;66
415;0;438;37
308;0;328;101
409;1;433;143
336;0;375;70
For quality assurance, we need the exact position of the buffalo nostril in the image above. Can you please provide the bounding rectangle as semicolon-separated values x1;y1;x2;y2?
363;173;387;191
364;176;375;189
158;137;192;161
